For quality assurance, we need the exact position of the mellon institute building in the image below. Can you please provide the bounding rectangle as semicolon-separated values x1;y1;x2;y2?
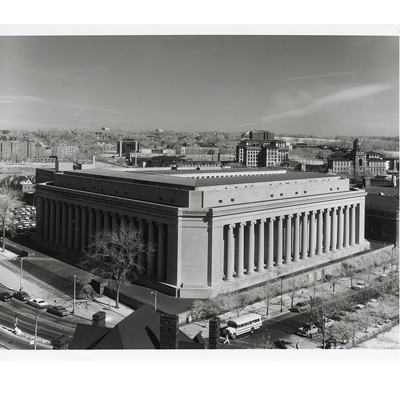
35;168;369;298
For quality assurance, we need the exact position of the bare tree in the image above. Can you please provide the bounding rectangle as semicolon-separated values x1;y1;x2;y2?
256;282;279;317
283;274;309;308
0;185;22;252
79;221;153;308
328;321;356;345
254;330;274;349
327;269;342;293
225;291;254;318
341;257;360;287
311;296;344;349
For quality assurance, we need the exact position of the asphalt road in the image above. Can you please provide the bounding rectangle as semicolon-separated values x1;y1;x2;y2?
220;311;310;349
0;297;95;348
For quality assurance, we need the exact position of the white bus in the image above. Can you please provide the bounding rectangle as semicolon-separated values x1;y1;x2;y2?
223;313;262;339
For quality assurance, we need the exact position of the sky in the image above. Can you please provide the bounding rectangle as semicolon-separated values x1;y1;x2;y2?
0;31;398;136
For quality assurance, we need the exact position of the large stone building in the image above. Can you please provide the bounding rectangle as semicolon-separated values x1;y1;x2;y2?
236;131;289;167
35;168;369;298
328;139;387;178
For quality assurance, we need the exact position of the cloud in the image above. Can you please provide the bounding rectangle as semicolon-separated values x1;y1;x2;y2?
0;95;120;114
260;84;394;123
268;71;364;85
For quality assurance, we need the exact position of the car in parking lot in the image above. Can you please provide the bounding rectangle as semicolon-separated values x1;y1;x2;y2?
296;323;319;337
13;291;31;301
275;339;295;349
0;291;13;302
46;305;70;317
351;281;368;290
316;317;335;329
28;298;49;309
290;301;311;313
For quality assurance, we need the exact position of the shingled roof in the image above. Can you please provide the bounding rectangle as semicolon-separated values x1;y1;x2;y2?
70;304;205;350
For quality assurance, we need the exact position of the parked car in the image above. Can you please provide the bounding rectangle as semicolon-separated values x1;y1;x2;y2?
317;317;335;329
13;291;31;301
296;323;319;337
28;298;49;309
351;281;368;290
331;311;346;321
290;301;311;313
0;291;13;302
275;339;295;349
46;305;70;317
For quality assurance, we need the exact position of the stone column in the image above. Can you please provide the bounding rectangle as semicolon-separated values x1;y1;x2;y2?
316;210;323;255
309;210;316;258
331;207;337;252
285;215;292;264
257;219;265;271
120;215;126;226
146;220;155;277
358;202;365;244
237;222;245;278
49;200;55;242
301;212;309;260
111;213;118;231
350;204;356;246
324;208;331;253
88;208;94;244
61;203;68;247
267;217;275;268
276;216;283;267
293;213;300;262
247;221;255;275
343;206;350;248
157;223;165;281
103;211;109;231
55;201;61;245
226;224;235;281
95;209;102;233
138;218;145;268
337;206;344;250
67;204;74;249
43;199;50;241
80;207;88;249
73;205;81;251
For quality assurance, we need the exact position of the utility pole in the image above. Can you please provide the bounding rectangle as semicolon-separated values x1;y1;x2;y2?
72;275;76;314
19;257;23;292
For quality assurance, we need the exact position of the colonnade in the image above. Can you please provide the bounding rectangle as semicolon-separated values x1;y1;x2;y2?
37;197;168;281
224;204;361;281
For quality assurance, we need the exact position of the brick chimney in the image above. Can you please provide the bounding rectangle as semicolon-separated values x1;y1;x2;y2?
92;311;106;327
208;317;221;349
160;314;179;349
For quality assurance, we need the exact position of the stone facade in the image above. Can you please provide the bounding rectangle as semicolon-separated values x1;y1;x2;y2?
35;168;370;298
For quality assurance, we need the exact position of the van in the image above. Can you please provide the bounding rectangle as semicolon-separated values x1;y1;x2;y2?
223;313;262;339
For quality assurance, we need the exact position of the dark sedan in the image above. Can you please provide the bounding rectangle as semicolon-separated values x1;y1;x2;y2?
46;305;70;317
13;291;31;301
0;291;13;302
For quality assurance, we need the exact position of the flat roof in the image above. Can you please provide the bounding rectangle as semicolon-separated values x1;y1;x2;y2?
61;168;339;189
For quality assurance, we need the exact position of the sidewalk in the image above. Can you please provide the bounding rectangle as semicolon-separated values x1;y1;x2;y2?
0;249;134;346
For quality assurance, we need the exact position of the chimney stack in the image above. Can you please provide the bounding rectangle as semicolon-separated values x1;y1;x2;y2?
160;314;179;349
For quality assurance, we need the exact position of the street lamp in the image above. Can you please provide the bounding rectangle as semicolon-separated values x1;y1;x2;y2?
151;291;157;311
18;257;23;292
72;275;76;315
34;308;45;350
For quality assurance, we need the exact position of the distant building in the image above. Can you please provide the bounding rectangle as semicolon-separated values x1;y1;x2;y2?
0;140;46;161
54;145;80;160
328;139;387;178
116;139;140;158
236;131;289;167
181;144;219;157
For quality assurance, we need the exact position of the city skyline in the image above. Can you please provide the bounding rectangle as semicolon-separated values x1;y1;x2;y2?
0;32;398;137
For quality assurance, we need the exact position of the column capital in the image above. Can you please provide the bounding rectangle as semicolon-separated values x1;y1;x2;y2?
239;222;246;227
247;220;256;226
259;218;267;223
270;216;276;222
157;222;164;228
227;223;235;229
302;211;309;217
146;220;153;225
